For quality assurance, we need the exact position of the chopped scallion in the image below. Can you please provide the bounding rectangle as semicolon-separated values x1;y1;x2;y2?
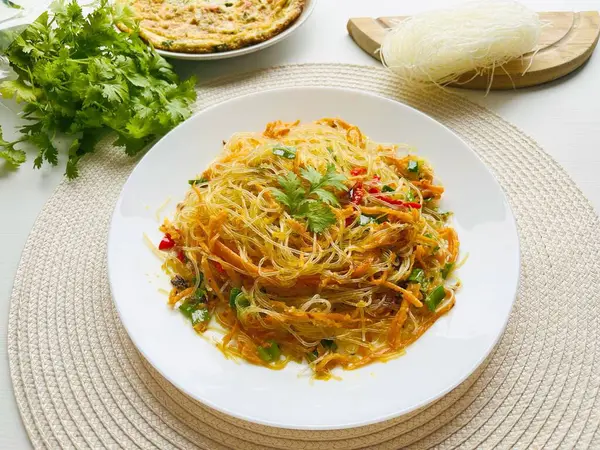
382;185;395;193
407;160;419;173
191;308;210;325
407;268;425;283
441;262;454;279
257;340;280;362
321;339;337;351
257;347;272;362
188;177;208;186
306;350;319;362
359;214;376;226
272;145;297;159
425;285;446;311
229;287;242;309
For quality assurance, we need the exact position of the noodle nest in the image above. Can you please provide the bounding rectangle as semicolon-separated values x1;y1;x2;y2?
158;118;460;378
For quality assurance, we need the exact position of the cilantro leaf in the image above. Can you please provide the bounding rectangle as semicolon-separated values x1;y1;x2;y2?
0;80;39;103
301;163;348;192
0;0;196;178
0;128;27;166
272;172;306;214
273;165;347;233
0;147;26;166
28;132;58;167
311;188;340;206
297;201;337;233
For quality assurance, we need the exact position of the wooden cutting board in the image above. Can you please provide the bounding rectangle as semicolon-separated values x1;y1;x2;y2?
347;11;600;89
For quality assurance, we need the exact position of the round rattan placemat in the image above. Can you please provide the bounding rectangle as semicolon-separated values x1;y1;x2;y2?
8;64;600;449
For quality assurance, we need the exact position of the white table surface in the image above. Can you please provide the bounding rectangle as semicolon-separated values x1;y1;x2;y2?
1;0;599;448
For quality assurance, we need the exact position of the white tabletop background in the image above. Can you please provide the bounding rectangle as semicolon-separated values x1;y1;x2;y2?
1;0;599;448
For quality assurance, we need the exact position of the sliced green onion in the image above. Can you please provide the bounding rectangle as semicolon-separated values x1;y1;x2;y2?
229;287;242;309
257;340;280;362
257;347;272;362
407;160;419;173
267;340;281;360
382;185;395;193
191;308;210;326
191;287;207;302
359;214;376;226
407;268;425;283
236;295;250;309
272;145;297;159
321;339;337;351
188;177;208;186
306;350;319;362
406;190;415;201
178;301;196;319
441;262;454;279
425;285;446;311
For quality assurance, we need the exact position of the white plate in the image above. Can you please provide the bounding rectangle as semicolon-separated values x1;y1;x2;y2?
108;87;519;430
155;0;316;61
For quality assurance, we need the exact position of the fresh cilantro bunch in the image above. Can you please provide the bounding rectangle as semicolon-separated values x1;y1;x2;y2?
0;0;196;178
273;164;348;233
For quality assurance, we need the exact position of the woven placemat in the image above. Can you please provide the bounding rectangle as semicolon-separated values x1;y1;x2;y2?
8;64;600;449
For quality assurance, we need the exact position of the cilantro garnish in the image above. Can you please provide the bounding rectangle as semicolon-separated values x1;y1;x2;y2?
272;164;348;233
0;0;196;178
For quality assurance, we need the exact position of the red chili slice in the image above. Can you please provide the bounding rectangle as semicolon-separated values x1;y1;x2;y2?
177;250;186;263
158;234;175;250
350;182;365;204
214;262;226;274
350;167;367;176
374;194;422;209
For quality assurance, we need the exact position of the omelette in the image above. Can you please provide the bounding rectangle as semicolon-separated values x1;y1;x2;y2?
118;0;305;53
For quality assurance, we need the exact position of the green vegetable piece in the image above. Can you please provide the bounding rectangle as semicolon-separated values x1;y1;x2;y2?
272;145;297;159
321;339;337;351
406;190;415;201
306;350;319;362
266;340;281;360
382;185;395;193
257;347;272;362
407;160;419;173
236;296;250;309
441;262;454;279
189;177;208;186
359;214;375;226
229;287;242;309
257;340;280;362
425;285;446;311
178;301;196;319
191;287;207;302
191;307;210;326
224;2;233;5
407;268;425;283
